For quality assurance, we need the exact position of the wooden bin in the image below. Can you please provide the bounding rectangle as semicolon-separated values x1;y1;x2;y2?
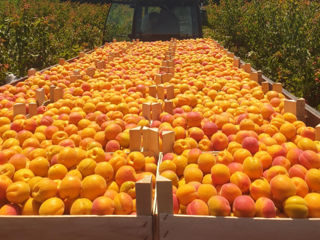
0;176;154;240
154;154;320;240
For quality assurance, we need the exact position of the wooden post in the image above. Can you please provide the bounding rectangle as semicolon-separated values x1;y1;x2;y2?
162;131;175;154
136;175;153;216
227;51;234;58
250;71;260;82
164;100;173;115
152;103;162;121
35;88;45;106
261;82;269;93
162;73;172;83
149;85;157;98
143;128;159;157
86;67;95;77
142;103;151;120
284;99;297;115
315;124;320;141
156;175;173;214
166;85;174;100
155;74;162;85
233;57;240;68
96;61;106;69
28;68;36;77
28;103;37;117
58;58;65;65
13;103;26;117
157;85;165;100
168;67;174;74
297;98;306;122
241;63;251;73
273;83;282;93
53;87;63;102
129;127;142;151
79;52;85;58
49;85;55;102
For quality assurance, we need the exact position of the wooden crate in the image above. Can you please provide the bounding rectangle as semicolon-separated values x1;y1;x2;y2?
155;175;320;240
0;176;154;240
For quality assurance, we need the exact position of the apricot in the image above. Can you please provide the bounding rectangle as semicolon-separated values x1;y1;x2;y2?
305;168;320;192
172;155;188;177
211;163;230;185
230;171;251;193
105;123;122;141
176;184;198;206
254;151;272;170
242;137;259;155
127;151;145;171
211;132;228;151
22;198;40;215
184;167;203;183
233;195;256;217
187;148;202;164
197;152;216;174
270;175;296;202
39;197;65;215
115;165;136;186
94;162;114;181
220;183;242;205
283;196;308;218
57;147;79;169
29;157;49;177
298;150;320;169
0;203;20;215
81;174;107;201
272;156;291;170
161;170;179;187
92;196;115;215
289;164;307;179
233;148;251;164
32;178;57;202
291;177;309;197
207;195;231;216
114;192;133;215
8;154;27;170
6;181;30;204
279;122;296;140
59;175;81;199
264;166;288;182
297;137;318;152
243;157;263;180
304;193;320;217
48;164;68;180
197;184;217;202
0;175;12;201
77;158;97;177
255;197;276;218
186;199;209;215
250;178;271;200
159;160;176;173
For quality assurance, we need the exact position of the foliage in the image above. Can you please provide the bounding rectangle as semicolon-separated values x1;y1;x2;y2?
204;0;320;109
0;0;110;84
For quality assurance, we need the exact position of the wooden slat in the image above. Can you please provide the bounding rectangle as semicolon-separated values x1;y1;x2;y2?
53;87;63;102
28;68;36;77
142;103;151;120
86;67;95;77
284;99;297;115
164;100;173;115
129;127;142;151
143;128;159;157
273;83;282;93
58;58;66;65
35;88;45;106
152;103;162;121
297;98;306;122
156;176;173;215
233;57;240;68
162;131;175;154
13;103;26;117
28;103;37;117
261;82;269;93
155;74;162;85
157;85;165;100
241;63;251;73
49;85;55;102
149;85;157;98
136;175;153;216
166;85;174;100
316;124;320;141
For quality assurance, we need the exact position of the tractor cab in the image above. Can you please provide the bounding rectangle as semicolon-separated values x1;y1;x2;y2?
104;0;204;42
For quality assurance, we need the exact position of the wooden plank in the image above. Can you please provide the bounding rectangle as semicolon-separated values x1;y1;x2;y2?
136;175;153;216
149;85;157;98
166;85;174;100
273;83;282;93
28;103;37;117
152;103;162;121
129;127;142;151
0;215;152;240
58;58;65;65
86;67;95;77
35;88;45;106
13;103;26;117
241;63;251;73
156;175;173;215
157;85;165;100
227;51;234;58
155;74;162;85
53;87;63;102
162;131;175;154
316;124;320;141
142;103;151;120
28;68;36;77
297;98;306;122
284;99;297;115
79;51;85;58
164;100;173;115
143;128;159;157
49;85;55;102
261;82;269;93
96;61;106;69
158;214;320;240
233;57;240;68
162;73;172;83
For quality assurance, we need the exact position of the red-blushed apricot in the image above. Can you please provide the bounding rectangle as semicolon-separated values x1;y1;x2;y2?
187;148;202;164
243;157;263;180
228;162;243;174
250;178;271;200
289;164;307;179
220;183;242;205
173;193;179;214
264;165;288;182
95;162;114;181
304;193;320;218
6;181;30;204
8;154;27;170
105;123;122;141
233;195;256;217
242;137;259;155
188;127;204;142
291;177;309;198
197;152;216;174
115;165;136;186
299;150;320;169
184;167;203;183
186;199;209;215
92;196;115;215
0;203;20;215
283;196;308;218
0;175;12;201
202;121;218;138
114;192;133;215
286;148;303;165
211;163;230;186
305;168;320;192
207;195;231;216
172;155;188;177
70;198;93;215
59;175;81;199
272;156;291;170
81;174;107;201
211;132;228;151
230;171;251;193
39;197;65;215
255;197;276;218
197;184;217;202
161;170;179;187
233;148;251;164
22;198;41;215
187;112;202;128
104;189;118;200
270;175;296;202
176;184;198;206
